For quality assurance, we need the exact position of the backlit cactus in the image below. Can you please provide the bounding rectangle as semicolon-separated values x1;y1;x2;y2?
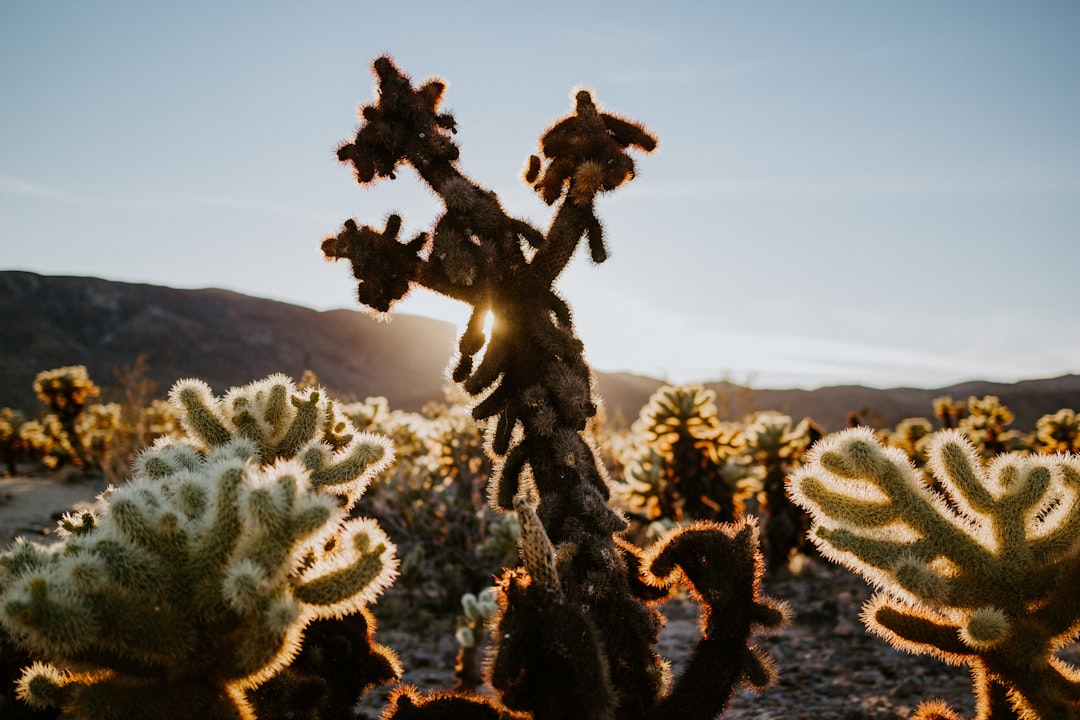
325;55;783;720
32;366;100;468
789;427;1080;719
742;411;821;572
620;384;741;524
1036;408;1080;454
0;374;399;719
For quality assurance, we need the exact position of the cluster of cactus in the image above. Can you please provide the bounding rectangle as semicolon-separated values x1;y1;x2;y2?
340;393;508;614
29;366;100;469
322;56;787;719
0;373;399;719
789;426;1080;719
616;388;822;572
2;363;178;479
882;395;1080;466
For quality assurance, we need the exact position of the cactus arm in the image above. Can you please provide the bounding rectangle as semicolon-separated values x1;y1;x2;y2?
272;393;323;460
793;475;901;528
293;518;397;613
870;596;974;658
302;432;394;503
171;379;232;449
643;519;786;720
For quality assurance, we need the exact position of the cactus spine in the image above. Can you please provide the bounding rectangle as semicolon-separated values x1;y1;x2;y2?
789;426;1080;719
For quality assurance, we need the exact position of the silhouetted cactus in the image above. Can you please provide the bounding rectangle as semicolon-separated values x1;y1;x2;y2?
789;427;1080;719
0;374;399;719
324;55;784;719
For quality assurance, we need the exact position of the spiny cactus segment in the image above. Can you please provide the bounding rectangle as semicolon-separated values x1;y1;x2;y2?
166;373;393;506
789;426;1080;720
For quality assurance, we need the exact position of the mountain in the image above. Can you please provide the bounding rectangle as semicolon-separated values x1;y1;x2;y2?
3;271;1078;432
0;271;457;414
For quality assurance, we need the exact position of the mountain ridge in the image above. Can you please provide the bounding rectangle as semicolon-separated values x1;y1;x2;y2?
3;271;1077;432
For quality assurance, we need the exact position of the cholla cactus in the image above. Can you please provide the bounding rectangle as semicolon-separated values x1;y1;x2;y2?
885;416;936;470
32;366;100;467
328;57;783;720
620;384;740;523
789;427;1080;720
0;374;398;719
19;415;79;471
454;587;499;691
1036;409;1080;454
0;407;30;476
933;396;968;430
742;411;821;572
74;402;121;475
167;373;391;505
957;395;1027;458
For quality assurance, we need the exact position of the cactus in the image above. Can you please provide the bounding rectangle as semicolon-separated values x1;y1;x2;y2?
1036;409;1080;455
453;587;499;691
0;408;30;476
324;55;784;720
31;366;100;468
620;384;741;524
789;426;1080;719
885;416;936;471
742;411;822;572
957;396;1027;458
0;374;399;719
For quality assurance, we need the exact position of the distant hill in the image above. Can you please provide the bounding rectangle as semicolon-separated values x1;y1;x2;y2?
3;271;1078;432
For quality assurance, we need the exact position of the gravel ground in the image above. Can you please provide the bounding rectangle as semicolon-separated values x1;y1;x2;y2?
360;555;1080;719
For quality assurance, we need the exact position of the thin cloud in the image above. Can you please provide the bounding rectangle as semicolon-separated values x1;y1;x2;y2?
0;175;331;223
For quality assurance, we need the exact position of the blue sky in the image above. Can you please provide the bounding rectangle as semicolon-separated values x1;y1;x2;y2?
3;2;1078;390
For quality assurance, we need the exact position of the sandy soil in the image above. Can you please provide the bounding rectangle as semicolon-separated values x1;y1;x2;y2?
0;472;108;546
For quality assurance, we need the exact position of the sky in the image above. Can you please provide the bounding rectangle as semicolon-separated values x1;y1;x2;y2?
2;1;1078;391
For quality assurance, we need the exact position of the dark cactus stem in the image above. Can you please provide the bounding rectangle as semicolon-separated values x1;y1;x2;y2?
326;56;784;720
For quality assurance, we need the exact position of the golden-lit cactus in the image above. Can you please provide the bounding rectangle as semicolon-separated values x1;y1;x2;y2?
885;416;936;470
1036;409;1080;454
0;407;30;476
789;427;1080;720
743;411;822;572
31;366;100;468
957;395;1027;458
620;384;741;523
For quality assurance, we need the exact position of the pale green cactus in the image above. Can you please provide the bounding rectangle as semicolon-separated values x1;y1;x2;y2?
789;426;1080;720
166;373;392;506
0;374;398;719
454;586;499;691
